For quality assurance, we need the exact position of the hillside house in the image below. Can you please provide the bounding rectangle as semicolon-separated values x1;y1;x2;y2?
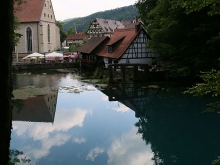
65;32;87;46
86;18;125;39
14;0;60;58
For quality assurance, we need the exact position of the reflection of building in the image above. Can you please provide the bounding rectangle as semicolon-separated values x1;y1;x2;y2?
12;91;58;123
101;84;158;117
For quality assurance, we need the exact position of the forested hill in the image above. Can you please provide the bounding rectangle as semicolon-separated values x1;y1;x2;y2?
61;5;138;32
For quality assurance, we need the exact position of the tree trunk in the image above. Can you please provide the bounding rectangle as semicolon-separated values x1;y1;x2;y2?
0;0;13;164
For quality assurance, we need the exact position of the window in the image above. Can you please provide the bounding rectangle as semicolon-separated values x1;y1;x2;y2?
108;46;112;53
44;13;46;17
47;24;50;43
51;15;52;19
26;27;32;52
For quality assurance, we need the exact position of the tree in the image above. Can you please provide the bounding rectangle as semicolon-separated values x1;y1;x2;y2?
135;0;220;78
8;149;31;165
83;37;88;44
67;27;76;36
1;0;13;164
184;69;220;113
12;17;22;47
13;0;26;47
56;21;67;44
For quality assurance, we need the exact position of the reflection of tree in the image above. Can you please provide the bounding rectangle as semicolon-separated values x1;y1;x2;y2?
8;149;30;165
12;99;24;113
135;88;220;165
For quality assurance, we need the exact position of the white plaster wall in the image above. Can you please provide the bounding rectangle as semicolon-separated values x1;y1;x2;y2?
15;23;40;53
41;22;60;52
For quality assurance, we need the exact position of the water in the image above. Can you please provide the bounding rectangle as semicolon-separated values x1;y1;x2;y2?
10;69;220;165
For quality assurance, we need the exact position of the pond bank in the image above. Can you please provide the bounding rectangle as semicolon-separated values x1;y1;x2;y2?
12;62;80;71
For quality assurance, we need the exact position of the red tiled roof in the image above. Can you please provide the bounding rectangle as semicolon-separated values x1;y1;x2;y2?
77;36;110;54
66;33;87;41
97;28;140;59
106;35;126;46
121;20;133;27
14;0;45;22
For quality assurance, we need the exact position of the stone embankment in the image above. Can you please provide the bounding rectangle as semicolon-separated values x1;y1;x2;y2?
12;62;80;71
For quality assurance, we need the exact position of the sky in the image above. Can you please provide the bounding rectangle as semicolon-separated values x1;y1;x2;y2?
52;0;137;21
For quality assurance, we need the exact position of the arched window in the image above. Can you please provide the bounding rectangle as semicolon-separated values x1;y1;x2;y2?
26;27;32;52
47;24;50;43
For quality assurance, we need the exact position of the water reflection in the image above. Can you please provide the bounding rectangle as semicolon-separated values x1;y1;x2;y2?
103;83;220;165
12;89;58;123
10;70;220;165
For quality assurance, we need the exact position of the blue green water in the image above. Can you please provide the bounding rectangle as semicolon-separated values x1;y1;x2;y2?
10;69;220;165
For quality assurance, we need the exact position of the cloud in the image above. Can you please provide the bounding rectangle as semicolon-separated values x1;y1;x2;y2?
102;95;108;101
13;108;92;140
86;147;104;161
73;137;86;144
112;102;130;113
107;127;154;165
12;108;92;159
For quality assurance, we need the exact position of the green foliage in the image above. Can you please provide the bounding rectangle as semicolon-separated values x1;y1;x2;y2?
69;44;81;52
13;17;22;47
184;69;220;112
135;0;220;77
56;21;67;43
212;156;220;165
8;149;31;165
13;0;26;47
184;69;220;97
61;5;138;32
83;37;88;43
67;27;76;35
174;0;220;16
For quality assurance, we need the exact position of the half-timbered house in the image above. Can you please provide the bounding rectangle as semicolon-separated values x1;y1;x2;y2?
86;18;125;39
97;24;156;67
77;36;110;68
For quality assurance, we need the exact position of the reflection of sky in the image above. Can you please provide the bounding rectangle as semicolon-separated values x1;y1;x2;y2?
11;73;153;164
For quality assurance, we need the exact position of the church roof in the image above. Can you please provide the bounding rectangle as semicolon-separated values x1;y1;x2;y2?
14;0;45;22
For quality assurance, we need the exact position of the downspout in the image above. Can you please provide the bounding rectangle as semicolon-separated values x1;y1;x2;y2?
37;22;39;52
38;21;43;53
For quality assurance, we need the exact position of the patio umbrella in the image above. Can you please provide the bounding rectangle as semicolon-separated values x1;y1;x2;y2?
45;52;63;60
22;56;29;60
69;52;78;58
24;52;44;58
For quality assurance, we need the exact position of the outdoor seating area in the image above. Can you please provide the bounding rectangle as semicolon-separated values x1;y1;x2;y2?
13;52;79;65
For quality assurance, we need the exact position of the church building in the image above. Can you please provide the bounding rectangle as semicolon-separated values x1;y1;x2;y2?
14;0;60;57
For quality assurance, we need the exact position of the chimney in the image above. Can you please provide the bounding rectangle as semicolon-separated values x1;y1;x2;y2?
135;16;139;22
135;23;141;33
